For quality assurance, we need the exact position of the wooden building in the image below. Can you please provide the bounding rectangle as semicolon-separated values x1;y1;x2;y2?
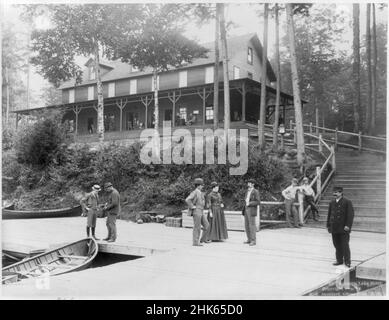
15;33;301;140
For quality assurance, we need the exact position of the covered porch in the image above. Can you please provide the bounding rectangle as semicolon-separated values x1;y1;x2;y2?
14;78;301;141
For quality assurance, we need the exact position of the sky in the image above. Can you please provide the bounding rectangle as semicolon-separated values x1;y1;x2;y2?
1;1;388;109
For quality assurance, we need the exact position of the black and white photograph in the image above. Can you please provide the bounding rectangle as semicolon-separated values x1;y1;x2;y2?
1;0;387;301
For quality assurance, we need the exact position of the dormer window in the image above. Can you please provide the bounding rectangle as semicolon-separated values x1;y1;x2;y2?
89;66;96;80
247;47;253;65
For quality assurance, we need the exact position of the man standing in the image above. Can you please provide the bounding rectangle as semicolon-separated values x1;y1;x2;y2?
186;178;210;246
282;178;301;228
242;179;260;246
103;182;120;243
80;184;101;240
327;186;354;268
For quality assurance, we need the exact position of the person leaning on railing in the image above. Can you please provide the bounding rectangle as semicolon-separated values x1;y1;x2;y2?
300;177;319;221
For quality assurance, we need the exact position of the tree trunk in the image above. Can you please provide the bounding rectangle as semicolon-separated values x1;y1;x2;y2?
220;3;230;133
258;3;268;148
352;4;361;133
365;3;372;134
286;4;305;165
213;3;220;129
5;66;10;125
371;3;377;134
272;4;281;149
153;69;159;130
94;43;105;143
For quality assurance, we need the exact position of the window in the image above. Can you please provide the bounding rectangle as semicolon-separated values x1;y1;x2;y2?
89;66;96;80
151;75;160;91
233;66;240;80
68;89;75;103
247;72;253;80
179;70;187;88
88;86;94;100
247;47;253;65
108;82;115;98
179;107;187;121
129;79;137;95
205;66;214;84
206;106;214;121
131;65;139;72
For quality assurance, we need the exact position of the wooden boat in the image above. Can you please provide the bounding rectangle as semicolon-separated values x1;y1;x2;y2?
2;238;98;284
2;205;82;220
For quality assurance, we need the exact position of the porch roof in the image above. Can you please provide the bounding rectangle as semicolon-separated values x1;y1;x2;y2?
13;78;307;115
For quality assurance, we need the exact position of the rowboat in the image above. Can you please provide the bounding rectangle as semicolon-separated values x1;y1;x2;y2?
2;205;82;220
2;238;98;285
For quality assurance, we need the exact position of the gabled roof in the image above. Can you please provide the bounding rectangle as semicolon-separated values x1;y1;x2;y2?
59;33;276;89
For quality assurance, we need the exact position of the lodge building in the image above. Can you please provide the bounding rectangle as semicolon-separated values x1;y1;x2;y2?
15;33;302;142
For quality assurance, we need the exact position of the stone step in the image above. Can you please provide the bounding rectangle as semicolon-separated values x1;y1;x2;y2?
320;196;386;202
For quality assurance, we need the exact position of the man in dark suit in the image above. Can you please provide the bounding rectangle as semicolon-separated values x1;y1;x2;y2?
242;179;261;246
327;186;354;268
103;182;120;243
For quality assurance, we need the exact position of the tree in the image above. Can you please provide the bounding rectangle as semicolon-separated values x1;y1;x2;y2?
352;4;361;132
272;4;281;149
2;19;30;126
117;4;208;130
213;4;221;129
371;3;377;134
26;4;142;143
365;3;372;133
286;4;305;165
219;3;231;134
258;3;269;148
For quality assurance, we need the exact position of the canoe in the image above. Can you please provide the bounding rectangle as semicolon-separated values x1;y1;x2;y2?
2;238;98;284
2;205;82;220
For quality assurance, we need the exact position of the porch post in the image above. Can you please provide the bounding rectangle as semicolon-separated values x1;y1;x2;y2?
15;113;20;129
116;99;127;132
172;91;176;128
72;106;81;135
203;87;206;125
241;82;246;121
141;95;153;129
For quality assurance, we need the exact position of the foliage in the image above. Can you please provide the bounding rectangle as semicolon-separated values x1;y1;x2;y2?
25;4;143;87
14;109;72;167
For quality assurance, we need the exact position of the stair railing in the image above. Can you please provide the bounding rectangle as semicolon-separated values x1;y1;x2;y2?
303;123;386;155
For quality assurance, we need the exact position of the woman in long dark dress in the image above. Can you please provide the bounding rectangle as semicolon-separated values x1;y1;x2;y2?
206;182;228;241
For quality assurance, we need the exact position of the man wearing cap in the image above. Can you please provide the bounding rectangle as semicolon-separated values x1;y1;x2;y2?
103;182;120;243
327;186;354;268
186;178;210;246
80;184;101;240
242;179;260;246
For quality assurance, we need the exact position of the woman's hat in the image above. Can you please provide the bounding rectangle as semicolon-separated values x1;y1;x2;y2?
210;181;218;188
92;184;101;192
247;178;256;184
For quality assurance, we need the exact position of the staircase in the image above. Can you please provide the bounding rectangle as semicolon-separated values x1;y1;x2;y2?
307;148;386;233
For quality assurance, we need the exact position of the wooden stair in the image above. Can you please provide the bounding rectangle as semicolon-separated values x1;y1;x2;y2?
306;148;386;233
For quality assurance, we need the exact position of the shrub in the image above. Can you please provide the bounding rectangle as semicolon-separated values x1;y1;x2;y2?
14;109;71;168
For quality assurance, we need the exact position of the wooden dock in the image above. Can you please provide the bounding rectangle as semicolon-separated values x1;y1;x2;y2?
1;217;386;298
